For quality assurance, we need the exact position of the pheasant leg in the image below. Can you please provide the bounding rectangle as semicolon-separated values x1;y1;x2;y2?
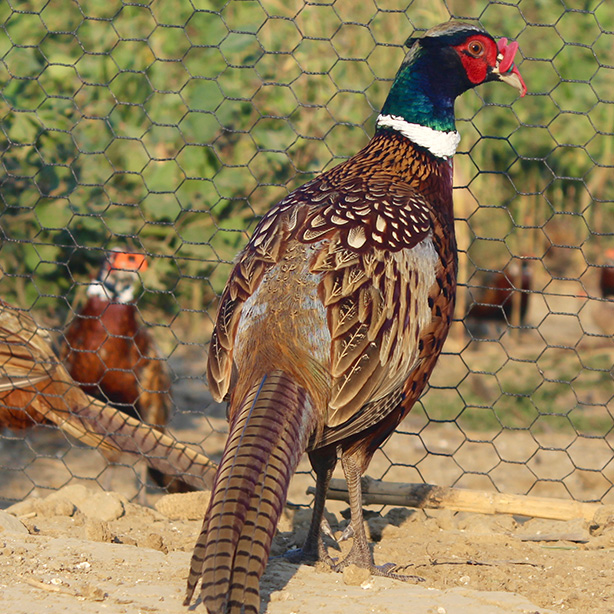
331;452;424;582
285;450;337;564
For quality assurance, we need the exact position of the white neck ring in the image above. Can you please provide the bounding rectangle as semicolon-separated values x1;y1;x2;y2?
376;114;460;159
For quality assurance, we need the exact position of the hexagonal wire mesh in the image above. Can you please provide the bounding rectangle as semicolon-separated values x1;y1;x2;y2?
0;0;613;510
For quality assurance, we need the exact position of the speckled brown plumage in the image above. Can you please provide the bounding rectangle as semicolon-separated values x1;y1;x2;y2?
0;300;216;490
189;133;456;613
186;22;526;614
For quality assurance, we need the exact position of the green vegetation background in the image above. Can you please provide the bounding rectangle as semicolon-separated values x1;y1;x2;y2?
2;0;613;323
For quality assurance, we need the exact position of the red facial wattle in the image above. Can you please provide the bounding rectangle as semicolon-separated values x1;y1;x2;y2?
455;34;497;86
497;37;527;97
110;252;148;272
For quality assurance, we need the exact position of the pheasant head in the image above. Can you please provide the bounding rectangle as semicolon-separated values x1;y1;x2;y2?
86;249;148;303
378;21;526;158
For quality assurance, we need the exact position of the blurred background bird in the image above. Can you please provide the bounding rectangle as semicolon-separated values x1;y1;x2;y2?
0;299;216;491
464;257;533;339
599;247;614;299
588;247;614;340
61;249;191;493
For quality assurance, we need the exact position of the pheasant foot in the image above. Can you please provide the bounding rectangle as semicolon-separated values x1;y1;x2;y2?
326;546;424;582
283;523;339;566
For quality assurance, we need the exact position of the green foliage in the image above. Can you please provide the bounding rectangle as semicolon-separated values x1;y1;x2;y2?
1;0;613;325
415;346;614;435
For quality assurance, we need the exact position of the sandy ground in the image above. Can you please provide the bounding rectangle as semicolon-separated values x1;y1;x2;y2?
1;418;614;614
0;485;614;614
0;279;613;613
1;480;613;614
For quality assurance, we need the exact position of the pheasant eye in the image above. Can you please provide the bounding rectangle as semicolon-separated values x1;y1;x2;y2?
468;40;484;57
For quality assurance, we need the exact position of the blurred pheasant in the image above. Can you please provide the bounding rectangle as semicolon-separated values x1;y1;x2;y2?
465;258;532;337
590;248;614;339
0;300;216;490
599;248;614;298
186;22;526;613
61;249;187;492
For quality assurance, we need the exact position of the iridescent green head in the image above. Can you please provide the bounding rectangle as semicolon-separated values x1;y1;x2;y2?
380;22;526;134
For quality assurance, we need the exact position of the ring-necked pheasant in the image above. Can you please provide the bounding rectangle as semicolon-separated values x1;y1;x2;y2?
0;300;216;490
61;249;188;492
185;21;526;613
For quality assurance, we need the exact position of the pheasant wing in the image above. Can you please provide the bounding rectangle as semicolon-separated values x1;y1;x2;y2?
300;175;438;433
207;172;439;428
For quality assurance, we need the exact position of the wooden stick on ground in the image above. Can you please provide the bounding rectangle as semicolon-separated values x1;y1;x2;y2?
310;476;602;523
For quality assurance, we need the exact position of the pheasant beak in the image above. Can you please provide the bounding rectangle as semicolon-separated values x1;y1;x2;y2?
492;38;527;97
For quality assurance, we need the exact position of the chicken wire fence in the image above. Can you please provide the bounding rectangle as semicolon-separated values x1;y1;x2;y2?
1;0;613;509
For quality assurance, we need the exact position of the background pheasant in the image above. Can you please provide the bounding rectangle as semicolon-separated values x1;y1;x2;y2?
61;249;188;492
185;21;526;614
0;300;216;490
465;258;533;338
599;248;614;299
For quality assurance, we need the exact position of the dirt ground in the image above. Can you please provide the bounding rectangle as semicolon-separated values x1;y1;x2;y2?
1;479;614;614
0;279;613;613
1;393;614;613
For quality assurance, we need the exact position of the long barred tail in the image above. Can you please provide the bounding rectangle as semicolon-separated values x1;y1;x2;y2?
29;364;218;491
184;370;317;614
